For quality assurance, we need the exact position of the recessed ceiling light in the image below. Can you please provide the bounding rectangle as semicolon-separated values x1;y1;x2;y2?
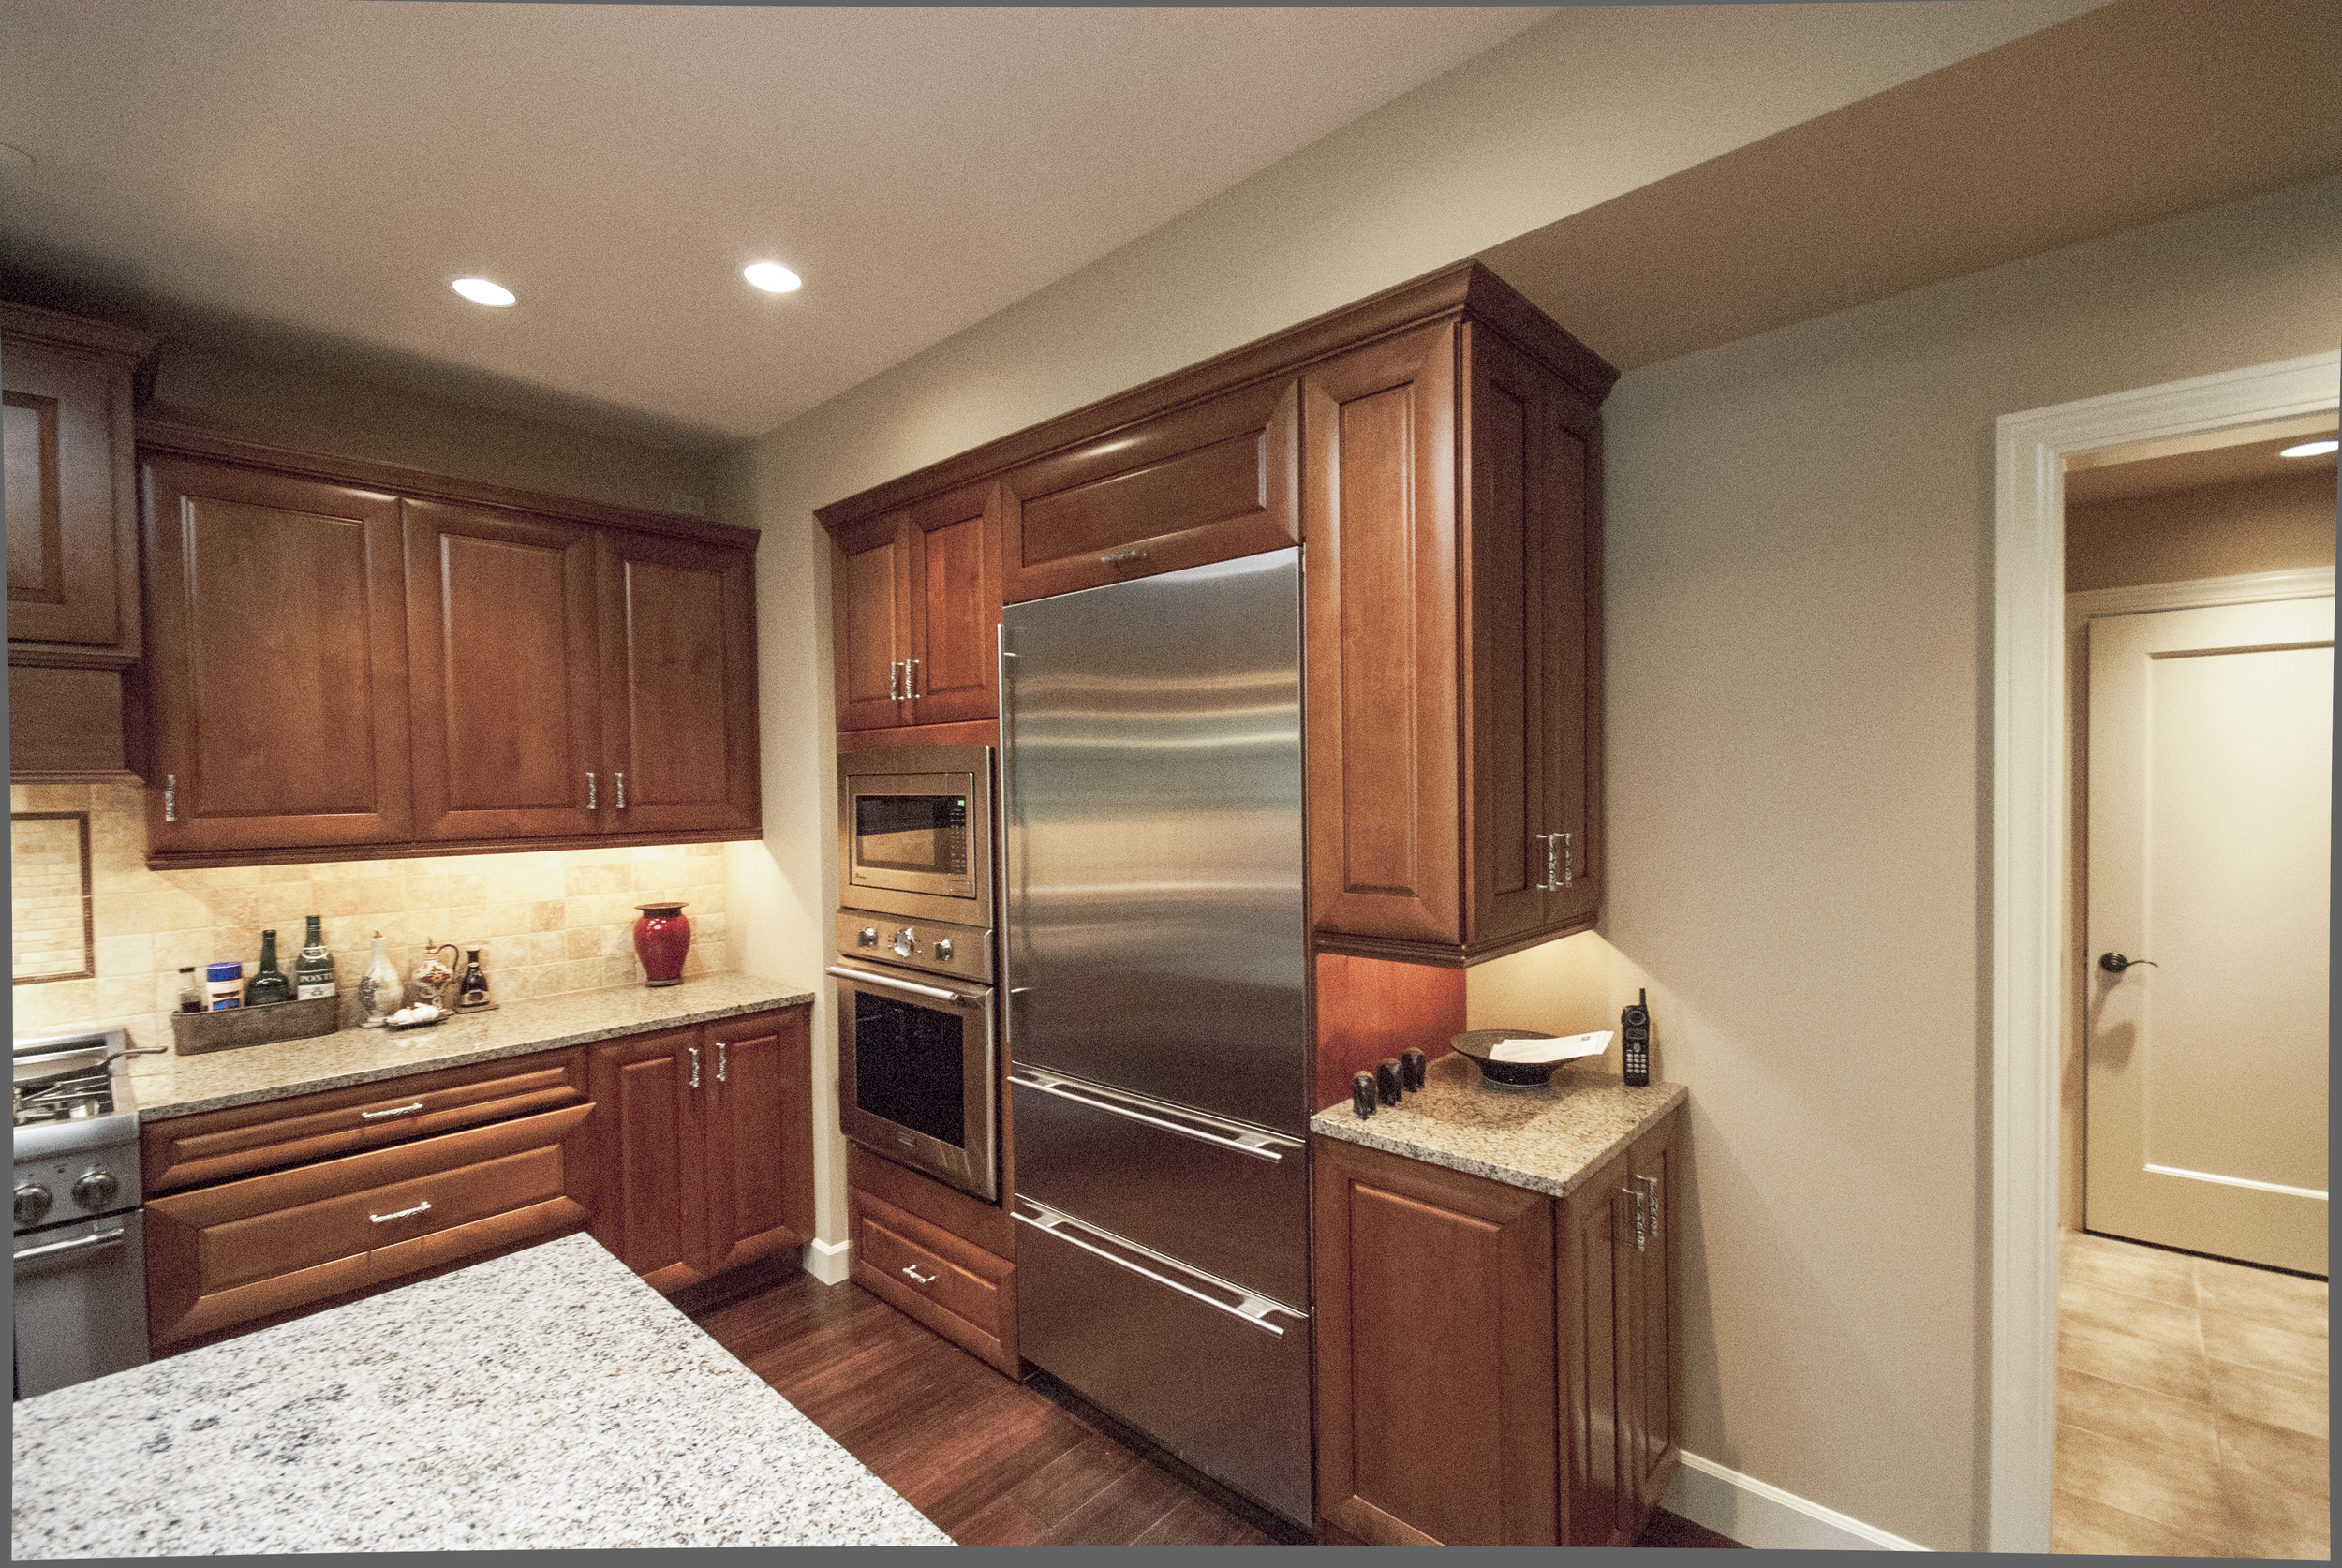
2277;439;2337;458
452;277;516;307
744;262;802;294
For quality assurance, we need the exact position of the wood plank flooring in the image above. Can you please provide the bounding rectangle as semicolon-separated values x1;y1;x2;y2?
2053;1228;2329;1558
691;1266;1742;1546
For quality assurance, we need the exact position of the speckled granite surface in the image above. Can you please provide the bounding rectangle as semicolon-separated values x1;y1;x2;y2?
1311;1049;1684;1198
128;974;814;1121
9;1233;950;1555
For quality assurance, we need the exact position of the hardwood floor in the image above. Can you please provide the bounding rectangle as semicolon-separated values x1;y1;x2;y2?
691;1266;1742;1546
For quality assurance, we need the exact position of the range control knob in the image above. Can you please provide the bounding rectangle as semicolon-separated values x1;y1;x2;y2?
15;1183;53;1228
891;927;917;959
934;939;955;964
856;926;880;948
70;1169;120;1211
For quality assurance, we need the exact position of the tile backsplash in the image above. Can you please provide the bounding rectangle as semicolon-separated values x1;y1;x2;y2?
9;782;728;1049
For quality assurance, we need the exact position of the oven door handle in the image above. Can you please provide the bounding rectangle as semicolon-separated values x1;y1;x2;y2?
826;965;975;1007
13;1225;128;1265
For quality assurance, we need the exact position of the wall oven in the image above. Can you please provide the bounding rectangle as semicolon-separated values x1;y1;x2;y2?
830;744;1000;1203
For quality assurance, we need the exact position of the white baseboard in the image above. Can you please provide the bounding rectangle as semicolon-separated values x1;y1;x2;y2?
802;1235;852;1285
1663;1450;1927;1551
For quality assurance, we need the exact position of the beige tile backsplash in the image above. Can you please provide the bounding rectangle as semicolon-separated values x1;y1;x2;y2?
9;782;728;1049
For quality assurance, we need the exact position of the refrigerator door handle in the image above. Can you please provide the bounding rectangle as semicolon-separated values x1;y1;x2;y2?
1009;1068;1300;1162
1015;1199;1304;1337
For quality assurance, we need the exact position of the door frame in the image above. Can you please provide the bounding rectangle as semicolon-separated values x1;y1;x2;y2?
1987;350;2337;1551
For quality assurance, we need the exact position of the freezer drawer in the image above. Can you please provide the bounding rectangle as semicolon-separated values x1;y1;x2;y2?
1015;1198;1312;1527
1010;1067;1308;1308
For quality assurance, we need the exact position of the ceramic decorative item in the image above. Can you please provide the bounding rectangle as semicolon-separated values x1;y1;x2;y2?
632;902;690;987
356;932;405;1028
454;947;497;1013
412;940;459;1012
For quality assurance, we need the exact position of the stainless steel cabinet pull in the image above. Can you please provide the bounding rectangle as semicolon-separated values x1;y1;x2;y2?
1009;1068;1297;1162
1642;1173;1662;1244
889;660;902;701
1101;547;1149;566
1562;832;1574;888
361;1102;424;1122
369;1200;432;1225
825;964;970;1006
900;1264;936;1285
1536;832;1577;893
615;772;626;810
715;1041;727;1083
586;771;598;809
164;775;177;823
1015;1201;1302;1338
13;1226;127;1264
688;1044;701;1090
1623;1184;1648;1252
905;658;920;698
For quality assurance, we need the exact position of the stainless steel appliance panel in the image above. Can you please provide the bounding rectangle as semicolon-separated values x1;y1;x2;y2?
831;961;998;1203
1001;550;1306;1134
1010;1068;1308;1309
837;745;993;928
14;1210;147;1399
1015;1199;1312;1525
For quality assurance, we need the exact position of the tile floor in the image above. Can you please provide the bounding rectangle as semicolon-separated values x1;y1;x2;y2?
2053;1227;2328;1558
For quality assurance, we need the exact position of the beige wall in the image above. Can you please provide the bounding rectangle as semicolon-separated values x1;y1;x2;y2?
2055;470;2337;1229
9;780;730;1052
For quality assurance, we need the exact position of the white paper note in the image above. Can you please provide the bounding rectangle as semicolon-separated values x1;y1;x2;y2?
1487;1030;1612;1064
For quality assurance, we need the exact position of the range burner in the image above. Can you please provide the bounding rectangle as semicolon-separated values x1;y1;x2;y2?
13;1070;118;1128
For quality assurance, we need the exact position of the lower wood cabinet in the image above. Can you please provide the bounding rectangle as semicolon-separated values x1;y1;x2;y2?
844;1142;1019;1376
584;1005;816;1294
1312;1106;1681;1546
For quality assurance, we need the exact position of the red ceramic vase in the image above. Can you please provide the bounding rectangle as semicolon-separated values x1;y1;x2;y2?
632;902;691;987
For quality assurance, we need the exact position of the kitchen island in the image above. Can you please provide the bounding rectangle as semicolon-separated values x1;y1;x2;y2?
10;1231;951;1555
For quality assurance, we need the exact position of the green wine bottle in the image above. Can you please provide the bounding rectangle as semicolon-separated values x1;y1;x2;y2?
245;928;292;1007
293;914;335;1001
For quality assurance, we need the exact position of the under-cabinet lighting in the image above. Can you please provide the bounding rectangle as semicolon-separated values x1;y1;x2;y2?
744;262;802;294
452;277;517;307
2277;439;2337;458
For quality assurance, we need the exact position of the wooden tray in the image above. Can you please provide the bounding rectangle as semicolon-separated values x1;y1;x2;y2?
170;996;342;1056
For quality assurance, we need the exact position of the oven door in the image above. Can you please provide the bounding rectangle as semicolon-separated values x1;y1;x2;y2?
13;1208;148;1400
828;961;998;1203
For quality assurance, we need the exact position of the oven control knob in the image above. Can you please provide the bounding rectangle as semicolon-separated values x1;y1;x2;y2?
857;926;880;948
892;927;917;958
71;1169;120;1211
14;1183;52;1228
934;939;954;964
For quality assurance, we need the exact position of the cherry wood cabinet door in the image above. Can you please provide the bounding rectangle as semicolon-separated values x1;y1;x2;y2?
1620;1108;1682;1522
1313;1134;1557;1546
403;498;601;841
832;509;912;732
596;528;760;835
586;1027;710;1293
999;376;1298;604
1303;322;1461;952
904;481;1001;726
3;314;143;653
701;1007;816;1277
1559;1150;1634;1547
141;454;413;855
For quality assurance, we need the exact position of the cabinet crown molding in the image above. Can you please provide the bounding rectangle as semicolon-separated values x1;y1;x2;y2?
0;300;160;362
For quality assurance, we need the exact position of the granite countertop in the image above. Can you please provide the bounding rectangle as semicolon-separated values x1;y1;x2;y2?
129;973;815;1122
1311;1048;1685;1198
9;1232;951;1555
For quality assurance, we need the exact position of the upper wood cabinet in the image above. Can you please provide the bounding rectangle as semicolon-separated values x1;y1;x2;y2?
5;303;157;779
139;427;762;867
829;479;1001;732
1306;315;1606;966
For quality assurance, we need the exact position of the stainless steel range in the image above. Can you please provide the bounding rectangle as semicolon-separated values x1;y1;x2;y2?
14;1028;153;1400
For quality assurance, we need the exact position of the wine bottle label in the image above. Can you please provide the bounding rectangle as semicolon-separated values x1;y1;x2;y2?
295;981;336;999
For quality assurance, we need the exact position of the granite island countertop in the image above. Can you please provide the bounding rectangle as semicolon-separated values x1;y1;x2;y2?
1311;1048;1684;1198
128;972;815;1121
9;1231;951;1555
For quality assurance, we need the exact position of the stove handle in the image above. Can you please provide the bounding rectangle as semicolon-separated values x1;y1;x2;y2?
13;1226;127;1265
825;965;972;1007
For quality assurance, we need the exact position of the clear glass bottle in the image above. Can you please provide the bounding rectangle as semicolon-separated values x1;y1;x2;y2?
293;914;335;1000
245;929;292;1007
358;932;404;1028
176;966;203;1014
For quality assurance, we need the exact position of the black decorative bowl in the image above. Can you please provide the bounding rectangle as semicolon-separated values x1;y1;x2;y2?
1450;1029;1566;1088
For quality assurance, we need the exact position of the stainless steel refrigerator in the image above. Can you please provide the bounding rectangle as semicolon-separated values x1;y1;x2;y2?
1001;547;1312;1526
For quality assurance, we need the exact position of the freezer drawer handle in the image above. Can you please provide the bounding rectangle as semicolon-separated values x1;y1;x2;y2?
826;965;971;1007
14;1226;128;1265
1009;1068;1297;1163
1014;1200;1303;1338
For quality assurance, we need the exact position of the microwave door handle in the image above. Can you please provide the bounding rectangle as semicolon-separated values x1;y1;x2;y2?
825;965;969;1006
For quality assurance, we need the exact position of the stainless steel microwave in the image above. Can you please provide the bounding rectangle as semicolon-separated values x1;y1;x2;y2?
837;744;993;929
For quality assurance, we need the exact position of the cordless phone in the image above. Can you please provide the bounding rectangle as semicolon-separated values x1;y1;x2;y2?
1622;989;1652;1087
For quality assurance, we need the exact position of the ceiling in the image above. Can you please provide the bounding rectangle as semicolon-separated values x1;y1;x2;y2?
3;0;2336;455
2065;416;2339;505
0;3;1554;445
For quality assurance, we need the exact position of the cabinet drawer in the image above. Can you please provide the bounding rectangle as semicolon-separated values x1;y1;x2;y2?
848;1187;1016;1375
141;1047;587;1194
146;1103;592;1350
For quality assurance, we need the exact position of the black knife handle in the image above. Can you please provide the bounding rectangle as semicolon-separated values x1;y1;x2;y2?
1351;1072;1379;1118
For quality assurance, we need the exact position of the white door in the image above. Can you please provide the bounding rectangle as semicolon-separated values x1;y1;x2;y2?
2084;596;2331;1276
